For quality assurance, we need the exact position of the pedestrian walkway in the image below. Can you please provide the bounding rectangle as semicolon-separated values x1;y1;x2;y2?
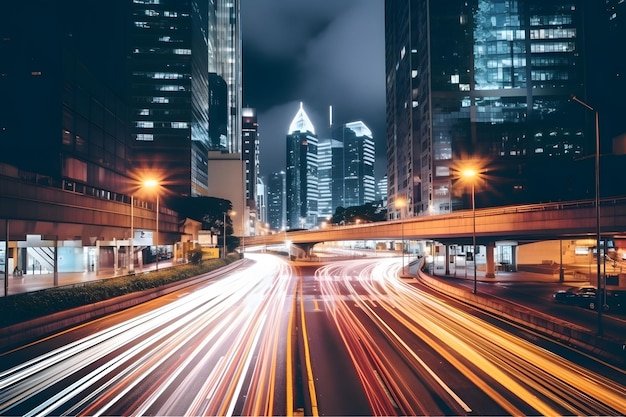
2;261;174;296
410;261;593;285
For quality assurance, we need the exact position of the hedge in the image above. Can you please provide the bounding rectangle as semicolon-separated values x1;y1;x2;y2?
0;255;240;328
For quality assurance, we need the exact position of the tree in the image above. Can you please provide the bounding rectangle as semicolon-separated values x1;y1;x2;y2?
165;196;237;251
330;202;387;225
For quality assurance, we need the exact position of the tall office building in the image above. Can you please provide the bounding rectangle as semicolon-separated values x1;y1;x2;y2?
242;108;259;204
0;0;132;191
130;0;242;198
333;122;376;209
130;0;210;197
242;107;259;235
267;171;287;231
209;0;242;155
317;138;343;218
286;103;318;229
386;0;593;217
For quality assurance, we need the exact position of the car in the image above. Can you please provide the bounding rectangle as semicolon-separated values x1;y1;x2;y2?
552;286;597;309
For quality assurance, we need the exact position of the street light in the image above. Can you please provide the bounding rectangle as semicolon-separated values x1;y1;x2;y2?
143;179;160;271
396;197;407;274
572;95;603;334
129;195;134;274
223;210;235;258
462;169;478;294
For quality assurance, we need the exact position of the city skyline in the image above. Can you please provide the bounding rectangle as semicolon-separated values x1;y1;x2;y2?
241;0;386;180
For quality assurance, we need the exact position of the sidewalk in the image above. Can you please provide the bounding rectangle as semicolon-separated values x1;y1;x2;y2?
410;261;592;285
2;261;174;296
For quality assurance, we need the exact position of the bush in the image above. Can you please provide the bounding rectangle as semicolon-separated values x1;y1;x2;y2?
187;247;204;264
0;254;240;328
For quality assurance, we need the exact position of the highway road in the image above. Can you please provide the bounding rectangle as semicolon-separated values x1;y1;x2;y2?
1;253;625;416
0;255;298;416
298;257;626;416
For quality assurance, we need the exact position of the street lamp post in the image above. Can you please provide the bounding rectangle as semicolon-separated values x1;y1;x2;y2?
155;193;159;271
396;197;407;274
463;169;478;294
144;180;160;271
129;195;134;274
572;95;603;334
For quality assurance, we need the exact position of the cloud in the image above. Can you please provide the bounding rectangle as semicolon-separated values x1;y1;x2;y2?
242;0;356;60
242;0;386;179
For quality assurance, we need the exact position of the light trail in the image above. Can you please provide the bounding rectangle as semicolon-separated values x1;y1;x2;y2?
0;254;297;417
314;257;626;416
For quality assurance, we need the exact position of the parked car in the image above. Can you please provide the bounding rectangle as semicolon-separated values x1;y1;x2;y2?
605;289;626;313
552;286;597;309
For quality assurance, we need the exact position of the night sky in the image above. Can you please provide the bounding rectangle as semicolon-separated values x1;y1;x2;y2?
241;0;386;180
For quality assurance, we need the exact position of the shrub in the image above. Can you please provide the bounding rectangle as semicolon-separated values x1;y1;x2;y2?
0;254;240;328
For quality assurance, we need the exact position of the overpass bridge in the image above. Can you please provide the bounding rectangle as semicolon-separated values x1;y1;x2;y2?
246;198;626;280
247;198;626;247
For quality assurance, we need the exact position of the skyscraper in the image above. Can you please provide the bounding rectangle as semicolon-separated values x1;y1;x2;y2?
209;0;243;155
129;0;210;197
242;107;259;234
267;171;287;231
0;0;132;191
317;138;343;218
334;121;376;209
130;0;242;198
242;108;259;205
386;0;593;217
286;103;318;229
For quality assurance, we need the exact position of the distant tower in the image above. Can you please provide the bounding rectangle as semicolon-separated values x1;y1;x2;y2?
267;171;287;231
286;103;318;229
332;121;376;208
318;138;343;217
242;108;259;204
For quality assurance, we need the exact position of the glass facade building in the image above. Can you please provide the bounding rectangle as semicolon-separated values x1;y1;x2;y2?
130;0;210;197
0;0;132;192
317;138;343;218
242;107;259;204
386;0;592;216
130;0;241;197
332;122;376;209
267;171;287;231
285;103;318;229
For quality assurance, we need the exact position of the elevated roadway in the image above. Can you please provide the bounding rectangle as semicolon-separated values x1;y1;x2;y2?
246;198;626;248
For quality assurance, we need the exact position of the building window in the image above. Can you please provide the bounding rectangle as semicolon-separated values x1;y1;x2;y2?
136;134;154;141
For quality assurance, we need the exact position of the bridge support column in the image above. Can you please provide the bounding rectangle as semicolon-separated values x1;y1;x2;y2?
113;238;119;275
445;245;450;275
486;242;496;278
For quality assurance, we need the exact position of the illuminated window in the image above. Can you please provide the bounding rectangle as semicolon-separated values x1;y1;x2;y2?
152;72;183;79
171;122;189;129
152;97;169;103
136;134;154;141
173;49;191;55
136;121;153;128
159;85;185;91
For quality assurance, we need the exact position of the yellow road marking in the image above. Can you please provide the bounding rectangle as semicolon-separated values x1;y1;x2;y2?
300;276;319;416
